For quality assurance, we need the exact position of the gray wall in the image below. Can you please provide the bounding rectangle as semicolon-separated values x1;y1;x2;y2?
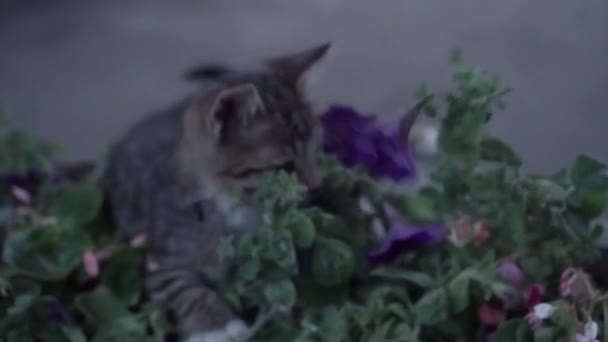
1;0;607;173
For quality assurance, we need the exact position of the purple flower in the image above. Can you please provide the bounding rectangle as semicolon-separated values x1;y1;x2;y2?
3;169;42;191
46;301;73;325
321;99;426;182
498;261;524;287
368;203;445;263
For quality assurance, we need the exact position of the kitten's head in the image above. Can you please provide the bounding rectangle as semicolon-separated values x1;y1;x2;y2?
180;43;330;195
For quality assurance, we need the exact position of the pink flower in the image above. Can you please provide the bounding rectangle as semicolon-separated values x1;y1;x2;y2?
448;217;492;247
10;186;31;204
523;283;545;311
473;221;491;246
497;261;524;287
560;267;595;303
82;250;100;278
574;334;599;342
448;217;476;246
477;303;505;327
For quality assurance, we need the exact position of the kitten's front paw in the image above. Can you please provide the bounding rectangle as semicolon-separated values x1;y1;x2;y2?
184;320;248;342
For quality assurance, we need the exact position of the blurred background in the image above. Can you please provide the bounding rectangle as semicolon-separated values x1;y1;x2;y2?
0;0;607;173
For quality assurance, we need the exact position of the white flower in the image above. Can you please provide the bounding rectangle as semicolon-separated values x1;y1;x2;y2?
584;321;598;339
525;303;556;330
358;196;375;215
532;303;555;319
411;122;439;157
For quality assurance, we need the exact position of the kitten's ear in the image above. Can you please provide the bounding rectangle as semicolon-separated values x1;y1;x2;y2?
265;42;331;85
186;83;264;144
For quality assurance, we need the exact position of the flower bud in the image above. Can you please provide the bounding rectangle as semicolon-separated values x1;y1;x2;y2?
560;267;595;303
477;302;505;327
524;283;545;311
498;261;524;287
82;250;100;278
10;185;31;204
448;217;475;247
473;221;492;246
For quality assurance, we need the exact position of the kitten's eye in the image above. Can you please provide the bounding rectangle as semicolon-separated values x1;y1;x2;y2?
230;161;296;179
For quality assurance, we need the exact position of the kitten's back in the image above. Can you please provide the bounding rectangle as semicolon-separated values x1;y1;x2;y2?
102;99;189;238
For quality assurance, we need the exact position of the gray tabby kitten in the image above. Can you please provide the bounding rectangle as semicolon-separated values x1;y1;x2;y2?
102;43;330;342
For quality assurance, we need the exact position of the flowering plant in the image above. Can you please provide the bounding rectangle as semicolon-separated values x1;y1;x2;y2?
1;53;607;341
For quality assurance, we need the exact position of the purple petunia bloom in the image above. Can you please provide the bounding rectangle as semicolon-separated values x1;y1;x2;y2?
46;301;74;325
368;203;445;263
321;99;426;182
3;169;42;191
497;261;524;287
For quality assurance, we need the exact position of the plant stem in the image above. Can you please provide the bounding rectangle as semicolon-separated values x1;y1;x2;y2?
241;309;276;342
293;321;318;342
603;301;608;341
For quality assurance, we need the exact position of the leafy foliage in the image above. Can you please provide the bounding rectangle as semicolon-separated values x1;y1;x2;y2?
1;53;607;341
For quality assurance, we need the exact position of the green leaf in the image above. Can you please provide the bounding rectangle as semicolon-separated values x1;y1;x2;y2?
544;309;577;342
237;260;261;281
446;272;471;313
262;229;297;271
502;199;526;249
588;223;605;243
480;137;522;166
295;276;350;308
396;194;438;222
568;188;607;219
391;323;416;340
6;294;37;317
531;178;568;203
2;226;91;281
217;236;236;261
281;212;316;248
312;238;355;287
369;267;434;288
563;210;591;236
570;154;608;189
58;326;87;342
366;319;394;342
50;183;103;227
101;249;143;306
264;280;296;309
143;305;173;340
317;306;348;342
91;315;147;342
413;288;448;325
519;256;552;282
75;289;129;326
490;319;532;342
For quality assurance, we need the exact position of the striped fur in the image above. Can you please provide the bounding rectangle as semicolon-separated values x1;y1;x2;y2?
102;44;329;340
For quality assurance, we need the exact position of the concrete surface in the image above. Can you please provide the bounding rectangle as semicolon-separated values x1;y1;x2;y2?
0;0;607;173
